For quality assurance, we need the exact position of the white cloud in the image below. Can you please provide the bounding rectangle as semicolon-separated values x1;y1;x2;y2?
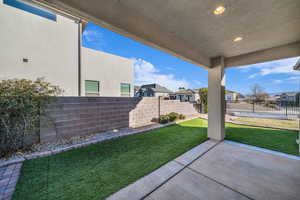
287;76;300;80
82;29;105;48
272;76;300;84
245;57;300;79
239;67;251;73
133;58;190;91
285;76;300;84
192;80;203;88
248;74;258;79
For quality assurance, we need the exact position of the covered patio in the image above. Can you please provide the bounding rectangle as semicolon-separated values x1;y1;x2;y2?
24;0;300;199
31;0;300;143
107;140;300;200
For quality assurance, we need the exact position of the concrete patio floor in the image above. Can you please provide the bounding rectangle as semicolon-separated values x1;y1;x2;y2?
108;140;300;200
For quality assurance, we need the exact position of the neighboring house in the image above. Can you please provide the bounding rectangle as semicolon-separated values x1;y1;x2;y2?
82;47;133;97
225;91;245;103
265;95;280;104
134;86;141;97
280;92;298;103
170;89;199;102
0;0;134;97
237;94;246;102
136;84;172;97
225;92;237;103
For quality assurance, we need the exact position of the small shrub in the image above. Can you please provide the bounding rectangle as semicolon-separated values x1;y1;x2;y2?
264;103;277;109
159;113;186;124
0;78;62;158
159;115;169;124
151;118;159;123
179;114;185;120
198;88;208;113
168;112;179;122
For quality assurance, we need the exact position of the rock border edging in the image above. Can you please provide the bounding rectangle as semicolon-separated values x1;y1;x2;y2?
0;115;200;168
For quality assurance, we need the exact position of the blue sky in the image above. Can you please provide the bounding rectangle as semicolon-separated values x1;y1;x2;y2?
82;23;299;95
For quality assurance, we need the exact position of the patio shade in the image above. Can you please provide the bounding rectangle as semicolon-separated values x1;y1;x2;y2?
30;0;300;69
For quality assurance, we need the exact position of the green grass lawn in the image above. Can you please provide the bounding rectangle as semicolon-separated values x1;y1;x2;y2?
231;117;298;129
13;119;208;200
13;118;299;200
225;122;299;156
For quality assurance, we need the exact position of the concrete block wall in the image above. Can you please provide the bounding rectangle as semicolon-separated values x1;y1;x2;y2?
129;97;159;128
41;97;137;142
160;100;199;116
41;97;199;142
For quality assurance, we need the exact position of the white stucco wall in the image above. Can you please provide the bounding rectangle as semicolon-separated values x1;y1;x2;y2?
81;47;134;97
194;93;200;102
0;0;79;96
154;92;169;97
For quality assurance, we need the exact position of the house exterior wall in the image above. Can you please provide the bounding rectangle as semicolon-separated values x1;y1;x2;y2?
225;93;237;102
0;0;79;96
280;94;297;104
154;92;169;97
194;93;200;102
0;1;134;97
81;47;134;97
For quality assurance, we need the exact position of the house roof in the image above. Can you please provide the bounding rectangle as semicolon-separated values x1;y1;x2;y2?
34;0;300;69
140;84;172;93
281;92;298;96
174;89;197;95
225;90;237;94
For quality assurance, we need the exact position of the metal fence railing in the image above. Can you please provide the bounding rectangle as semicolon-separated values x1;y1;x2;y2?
226;101;299;120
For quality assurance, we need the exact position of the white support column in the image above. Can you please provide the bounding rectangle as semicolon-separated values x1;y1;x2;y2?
208;57;225;141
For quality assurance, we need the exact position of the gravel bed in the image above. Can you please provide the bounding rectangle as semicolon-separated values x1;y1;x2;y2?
0;115;201;167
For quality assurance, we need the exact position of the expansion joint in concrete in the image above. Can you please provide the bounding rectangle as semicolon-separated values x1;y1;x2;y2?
141;140;219;200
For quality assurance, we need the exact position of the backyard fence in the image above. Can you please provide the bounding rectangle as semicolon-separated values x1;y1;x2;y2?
226;101;299;120
41;97;200;142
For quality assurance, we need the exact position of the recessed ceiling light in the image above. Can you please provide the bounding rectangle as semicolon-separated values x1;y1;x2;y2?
233;37;243;42
214;6;226;15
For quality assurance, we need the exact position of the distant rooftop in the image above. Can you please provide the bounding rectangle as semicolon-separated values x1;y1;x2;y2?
281;92;298;96
174;89;197;94
140;84;173;93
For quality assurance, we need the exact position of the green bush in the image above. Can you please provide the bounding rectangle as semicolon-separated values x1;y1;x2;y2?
159;113;186;124
264;103;277;109
179;114;186;120
168;112;179;122
159;115;169;124
0;78;62;158
198;88;208;113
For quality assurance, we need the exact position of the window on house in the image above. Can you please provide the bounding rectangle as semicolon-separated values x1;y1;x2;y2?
121;83;130;97
4;0;57;21
85;80;99;95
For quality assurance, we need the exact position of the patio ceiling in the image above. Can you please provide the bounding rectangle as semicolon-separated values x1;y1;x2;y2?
31;0;300;69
